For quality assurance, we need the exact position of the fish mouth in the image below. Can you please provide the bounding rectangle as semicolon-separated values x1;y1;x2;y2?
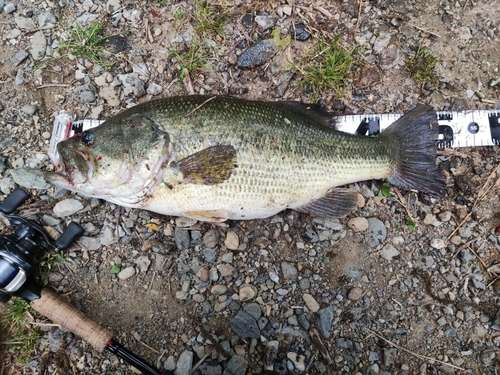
48;148;95;187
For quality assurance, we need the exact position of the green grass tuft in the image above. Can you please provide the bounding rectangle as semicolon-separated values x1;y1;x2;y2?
2;298;39;364
171;39;210;80
58;21;112;69
406;47;439;84
193;0;227;38
295;35;360;100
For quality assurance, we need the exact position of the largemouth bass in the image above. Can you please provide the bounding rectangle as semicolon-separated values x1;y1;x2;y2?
46;95;446;223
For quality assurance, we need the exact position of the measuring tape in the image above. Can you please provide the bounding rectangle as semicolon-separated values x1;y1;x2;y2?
49;109;500;162
336;110;500;148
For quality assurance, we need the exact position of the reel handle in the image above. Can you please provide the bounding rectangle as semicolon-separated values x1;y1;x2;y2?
30;288;113;350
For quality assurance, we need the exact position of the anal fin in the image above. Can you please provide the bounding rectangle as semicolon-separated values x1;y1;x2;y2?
185;210;229;225
295;188;358;218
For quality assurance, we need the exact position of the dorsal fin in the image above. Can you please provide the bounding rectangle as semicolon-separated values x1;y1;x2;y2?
278;101;335;128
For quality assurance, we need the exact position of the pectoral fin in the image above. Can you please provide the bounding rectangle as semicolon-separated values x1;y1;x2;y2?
295;188;358;217
172;145;237;185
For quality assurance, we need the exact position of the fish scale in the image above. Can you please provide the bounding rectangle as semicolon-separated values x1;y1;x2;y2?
47;95;445;222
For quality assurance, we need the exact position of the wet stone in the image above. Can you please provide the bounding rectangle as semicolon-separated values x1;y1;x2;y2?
230;310;260;339
225;355;248;375
335;337;353;350
316;306;335;338
175;227;190;250
365;218;387;247
243;302;261;320
289;23;310;41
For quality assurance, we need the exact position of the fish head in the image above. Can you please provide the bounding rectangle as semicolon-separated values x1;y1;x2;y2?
46;114;169;202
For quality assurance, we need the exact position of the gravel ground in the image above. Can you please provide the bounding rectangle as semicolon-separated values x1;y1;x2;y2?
1;0;500;374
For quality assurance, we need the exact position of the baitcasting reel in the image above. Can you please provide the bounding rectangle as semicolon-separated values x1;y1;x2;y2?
0;187;84;303
0;188;172;375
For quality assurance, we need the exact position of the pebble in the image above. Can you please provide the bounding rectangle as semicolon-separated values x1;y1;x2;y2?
243;303;261;320
211;284;227;295
437;211;452;222
100;225;117;246
380;243;400;261
203;229;219;248
99;86;120;107
106;0;121;14
4;2;15;13
164;356;176;371
217;264;234;277
175;227;190;250
117;266;135;280
22;104;38;115
365;217;387;247
286;352;305;372
118;74;146;98
224;231;239;250
10;168;50;190
335;337;353;350
302;293;320;313
30;31;47;61
225;355;248;375
281;261;297;280
230;310;260;339
239;285;256;301
53;199;84;217
348;287;363;301
15;16;36;30
289;23;310;41
79;236;101;251
38;11;57;28
146;82;162;96
347;217;369;232
175;350;193;375
430;238;446;249
254;15;275;31
316;306;335;338
11;50;29;66
74;84;96;103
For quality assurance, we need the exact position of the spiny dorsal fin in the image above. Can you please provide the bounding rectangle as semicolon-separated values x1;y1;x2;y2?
295;188;358;217
278;101;334;128
172;145;237;185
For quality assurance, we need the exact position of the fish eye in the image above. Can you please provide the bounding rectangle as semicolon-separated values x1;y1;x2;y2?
81;131;96;146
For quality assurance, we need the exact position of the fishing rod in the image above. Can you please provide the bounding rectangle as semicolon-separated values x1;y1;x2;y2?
0;187;173;375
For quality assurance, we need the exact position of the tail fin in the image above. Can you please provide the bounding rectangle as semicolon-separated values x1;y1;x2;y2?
382;105;446;196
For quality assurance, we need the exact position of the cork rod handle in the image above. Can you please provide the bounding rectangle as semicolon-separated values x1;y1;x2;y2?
30;288;113;351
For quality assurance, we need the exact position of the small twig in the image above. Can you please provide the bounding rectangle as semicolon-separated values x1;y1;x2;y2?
304;350;318;373
135;338;160;354
408;23;442;38
157;347;168;368
309;328;332;364
448;163;500;239
365;328;465;371
393;187;415;223
191;346;214;373
465;243;488;271
184;96;216;117
486;274;500;289
36;84;71;89
354;0;363;37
